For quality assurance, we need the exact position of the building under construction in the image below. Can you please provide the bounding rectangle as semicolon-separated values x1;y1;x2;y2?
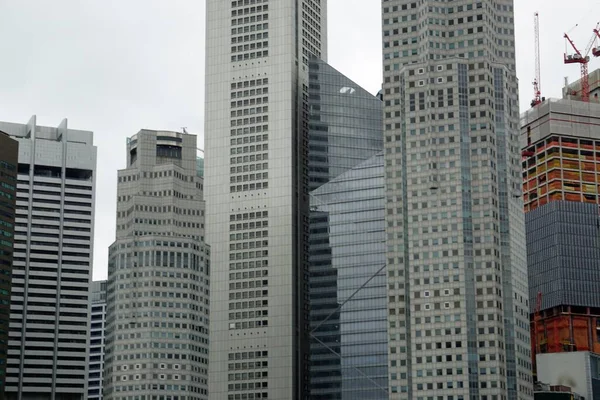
521;70;600;375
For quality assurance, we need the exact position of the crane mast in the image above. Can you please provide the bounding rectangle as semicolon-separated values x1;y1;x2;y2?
532;12;542;107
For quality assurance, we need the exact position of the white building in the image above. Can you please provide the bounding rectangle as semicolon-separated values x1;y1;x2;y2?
536;352;600;399
381;1;533;399
103;130;210;400
204;1;327;399
0;115;97;399
88;280;107;400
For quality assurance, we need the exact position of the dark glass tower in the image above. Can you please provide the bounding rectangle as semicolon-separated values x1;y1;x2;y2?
0;131;17;392
307;59;386;399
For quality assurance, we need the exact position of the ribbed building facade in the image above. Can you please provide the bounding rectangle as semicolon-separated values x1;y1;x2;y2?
381;1;532;399
0;116;96;399
103;130;210;400
306;59;387;399
204;1;327;399
0;131;18;392
88;280;107;400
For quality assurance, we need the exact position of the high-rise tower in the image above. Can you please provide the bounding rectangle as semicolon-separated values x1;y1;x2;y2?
381;1;533;399
0;116;96;399
204;1;327;399
103;130;210;400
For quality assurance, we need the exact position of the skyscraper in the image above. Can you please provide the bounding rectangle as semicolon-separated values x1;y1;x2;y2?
306;58;387;399
0;131;18;392
204;1;326;399
88;280;107;400
381;1;533;399
103;130;210;400
0;116;96;399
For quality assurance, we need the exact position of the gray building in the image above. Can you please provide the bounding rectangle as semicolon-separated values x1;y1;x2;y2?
0;116;97;399
536;352;600;399
103;130;210;400
381;1;533;399
88;280;107;400
306;58;387;400
204;1;327;399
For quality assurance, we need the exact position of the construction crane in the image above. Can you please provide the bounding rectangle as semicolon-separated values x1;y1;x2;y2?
593;23;600;58
531;12;542;108
564;26;597;102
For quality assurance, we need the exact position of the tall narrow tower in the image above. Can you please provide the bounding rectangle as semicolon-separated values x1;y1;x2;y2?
204;1;327;399
381;1;533;399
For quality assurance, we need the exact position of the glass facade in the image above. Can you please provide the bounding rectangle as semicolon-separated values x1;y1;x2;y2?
526;201;600;310
307;58;386;399
308;59;383;192
309;154;387;400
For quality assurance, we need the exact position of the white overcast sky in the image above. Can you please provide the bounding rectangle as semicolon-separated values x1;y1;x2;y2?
0;0;598;280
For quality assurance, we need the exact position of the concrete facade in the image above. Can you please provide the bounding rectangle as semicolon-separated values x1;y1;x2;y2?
381;1;532;399
0;116;96;400
204;1;326;399
103;130;210;400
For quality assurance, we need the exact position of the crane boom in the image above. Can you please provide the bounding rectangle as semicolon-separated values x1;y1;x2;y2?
593;23;600;57
564;32;590;102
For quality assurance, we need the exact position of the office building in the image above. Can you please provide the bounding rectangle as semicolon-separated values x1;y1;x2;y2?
381;1;532;399
521;74;600;364
306;59;387;399
0;131;18;392
88;280;107;400
103;130;210;400
204;1;326;399
0;116;96;399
